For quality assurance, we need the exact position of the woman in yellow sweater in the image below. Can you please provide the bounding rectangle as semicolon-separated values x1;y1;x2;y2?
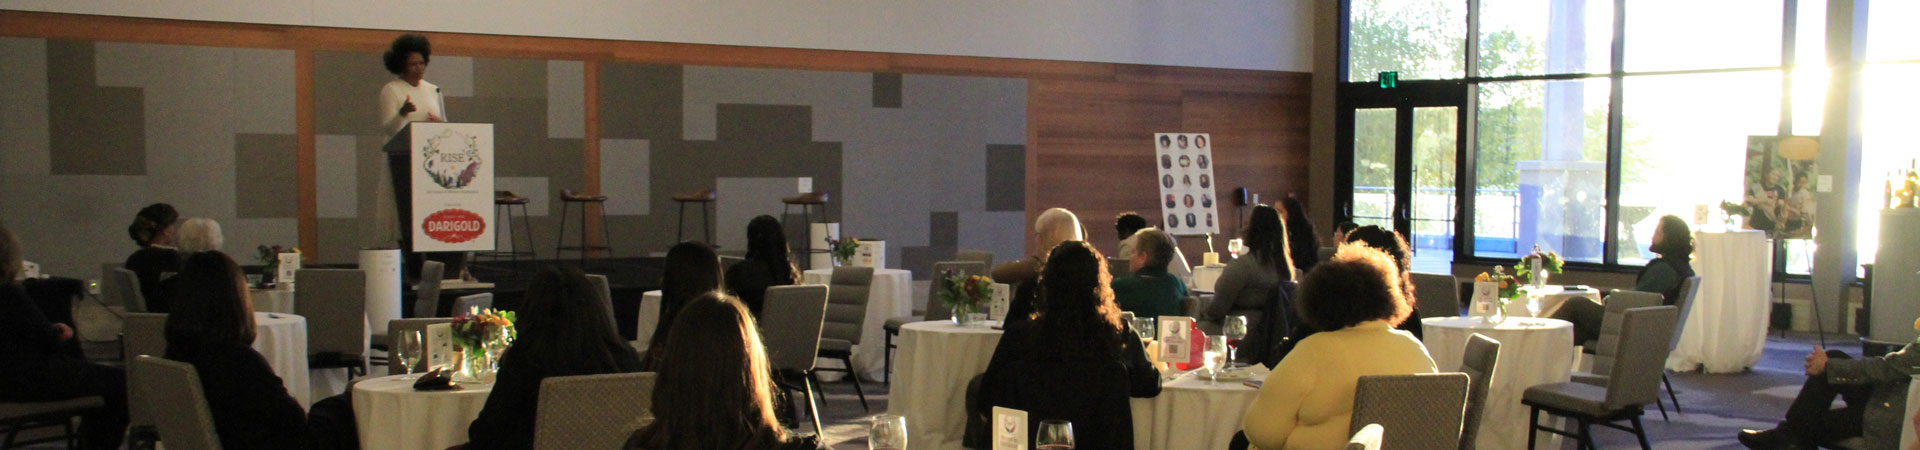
1242;245;1437;450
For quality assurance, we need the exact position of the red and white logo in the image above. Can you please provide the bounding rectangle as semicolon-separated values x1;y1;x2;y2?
422;209;486;244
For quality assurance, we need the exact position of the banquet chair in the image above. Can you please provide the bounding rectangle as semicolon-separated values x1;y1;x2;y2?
385;318;455;375
1575;290;1663;419
1660;276;1704;414
955;249;994;271
1523;306;1678;450
297;269;370;377
0;397;104;450
586;274;618;332
883;260;985;383
1410;273;1462;318
106;267;147;313
817;266;874;411
1257;281;1300;367
1348;424;1385;450
119;313;168;449
453;293;493;313
760;285;829;434
130;356;221;450
410;261;446;319
1458;333;1500;450
532;372;657;450
1349;373;1468;450
1107;257;1131;278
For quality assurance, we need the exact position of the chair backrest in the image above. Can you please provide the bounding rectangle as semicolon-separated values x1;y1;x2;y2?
532;372;658;450
130;356;222;450
1350;373;1469;450
295;269;368;362
1410;273;1461;318
121;312;169;430
1590;290;1662;373
760;285;829;371
586;274;619;331
385;318;456;374
453;293;493;314
1258;280;1301;367
1671;276;1703;349
1458;334;1500;450
1603;306;1679;410
1347;424;1385;450
926;261;986;321
823;266;875;345
414;261;445;318
955;249;995;270
1106;257;1131;278
108;267;147;313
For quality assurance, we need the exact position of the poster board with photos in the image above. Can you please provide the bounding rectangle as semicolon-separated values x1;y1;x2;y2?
1741;136;1818;239
1155;133;1221;235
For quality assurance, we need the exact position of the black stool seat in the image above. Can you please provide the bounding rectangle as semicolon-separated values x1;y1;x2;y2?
781;191;828;205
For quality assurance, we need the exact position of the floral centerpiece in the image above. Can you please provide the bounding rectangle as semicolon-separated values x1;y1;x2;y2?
939;271;994;326
450;307;515;382
1720;200;1751;228
1474;267;1523;324
254;245;296;287
826;237;861;266
1513;246;1564;288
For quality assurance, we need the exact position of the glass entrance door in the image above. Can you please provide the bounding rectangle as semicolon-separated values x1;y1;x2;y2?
1337;81;1468;270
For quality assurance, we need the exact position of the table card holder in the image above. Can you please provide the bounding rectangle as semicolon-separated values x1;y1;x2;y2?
276;253;301;290
425;323;454;371
988;283;1012;321
18;261;36;281
1470;281;1498;319
1158;316;1195;365
992;406;1029;450
855;240;886;268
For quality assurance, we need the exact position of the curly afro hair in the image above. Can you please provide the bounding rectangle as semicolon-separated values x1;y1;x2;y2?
382;34;432;75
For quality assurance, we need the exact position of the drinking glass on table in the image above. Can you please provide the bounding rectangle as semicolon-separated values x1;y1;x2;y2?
1203;335;1228;384
484;328;511;378
1130;316;1156;341
868;414;908;450
1036;420;1075;449
395;330;423;379
1222;315;1248;368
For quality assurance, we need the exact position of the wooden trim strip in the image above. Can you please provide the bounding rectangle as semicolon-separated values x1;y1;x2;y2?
294;49;318;263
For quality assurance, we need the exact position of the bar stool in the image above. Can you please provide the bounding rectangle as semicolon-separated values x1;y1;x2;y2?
556;189;612;267
477;191;536;268
781;191;829;268
672;189;716;244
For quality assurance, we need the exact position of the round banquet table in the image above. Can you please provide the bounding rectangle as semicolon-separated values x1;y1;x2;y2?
353;375;493;450
1505;285;1601;319
250;288;295;314
889;320;1003;450
802;267;914;380
1130;367;1267;450
1422;316;1574;450
252;311;311;408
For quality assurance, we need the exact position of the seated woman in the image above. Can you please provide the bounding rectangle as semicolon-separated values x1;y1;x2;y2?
1343;226;1422;339
163;251;307;450
1205;205;1293;328
1280;197;1321;275
175;217;224;254
1553;214;1696;345
625;292;822;450
980;241;1161;450
642;241;723;370
992;208;1084;323
465;265;643;450
1242;245;1437;450
725;216;799;316
124;203;182;312
0;225;129;450
1111;228;1187;319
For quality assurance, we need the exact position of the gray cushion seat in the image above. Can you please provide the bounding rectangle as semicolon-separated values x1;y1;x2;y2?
820;338;854;353
1520;382;1616;417
0;397;106;419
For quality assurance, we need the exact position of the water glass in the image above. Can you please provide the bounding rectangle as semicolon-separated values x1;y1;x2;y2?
1036;420;1074;449
1131;316;1157;341
869;414;908;450
1204;335;1228;384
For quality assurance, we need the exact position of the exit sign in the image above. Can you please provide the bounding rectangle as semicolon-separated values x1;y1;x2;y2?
1378;71;1398;88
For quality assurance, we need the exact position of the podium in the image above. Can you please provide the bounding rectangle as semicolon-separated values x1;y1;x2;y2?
384;123;496;281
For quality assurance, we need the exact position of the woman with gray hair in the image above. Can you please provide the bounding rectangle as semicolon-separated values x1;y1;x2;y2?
994;208;1085;323
175;218;225;254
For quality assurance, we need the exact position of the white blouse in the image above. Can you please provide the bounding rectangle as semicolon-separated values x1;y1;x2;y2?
379;78;445;136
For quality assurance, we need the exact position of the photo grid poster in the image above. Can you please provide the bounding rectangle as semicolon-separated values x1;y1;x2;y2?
1155;133;1221;235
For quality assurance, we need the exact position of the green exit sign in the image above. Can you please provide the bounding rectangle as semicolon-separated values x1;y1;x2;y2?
1378;71;1398;88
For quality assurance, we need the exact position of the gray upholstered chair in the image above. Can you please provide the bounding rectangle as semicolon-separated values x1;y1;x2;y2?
107;267;147;313
1458;334;1499;450
955;249;995;270
1660;276;1705;414
1347;424;1385;450
296;268;369;377
883;260;986;383
385;318;455;375
1573;289;1663;419
586;274;618;332
120;312;168;447
532;372;658;450
1522;306;1678;450
453;293;493;314
1410;273;1462;318
130;356;222;450
817;266;874;411
1349;373;1468;450
412;261;445;319
0;397;105;449
760;285;829;433
1107;257;1131;278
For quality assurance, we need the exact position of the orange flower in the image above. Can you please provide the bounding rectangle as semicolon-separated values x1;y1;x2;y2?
1474;272;1490;282
1912;317;1920;333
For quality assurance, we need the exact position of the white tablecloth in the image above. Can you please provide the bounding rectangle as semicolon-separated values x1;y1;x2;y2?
1191;265;1225;292
353;375;493;450
250;288;295;314
1667;230;1771;373
1424;316;1574;450
890;321;1003;450
251;312;311;408
1130;369;1265;450
803;267;914;380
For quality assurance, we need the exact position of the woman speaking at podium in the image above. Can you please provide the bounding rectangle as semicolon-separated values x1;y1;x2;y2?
370;34;446;249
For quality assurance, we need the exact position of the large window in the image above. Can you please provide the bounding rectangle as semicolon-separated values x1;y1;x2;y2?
1616;72;1782;264
1349;0;1466;82
1474;79;1609;262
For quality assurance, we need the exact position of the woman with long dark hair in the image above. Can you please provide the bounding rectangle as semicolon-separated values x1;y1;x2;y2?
1279;197;1320;274
1554;215;1697;344
124;203;182;312
0;225;129;450
642;241;723;370
726;215;799;316
979;241;1160;450
465;265;642;450
164;251;307;449
1204;204;1293;326
625;292;821;450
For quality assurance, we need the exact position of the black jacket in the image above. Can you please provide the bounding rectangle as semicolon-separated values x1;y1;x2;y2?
165;342;307;450
124;247;182;312
0;284;66;378
977;320;1161;450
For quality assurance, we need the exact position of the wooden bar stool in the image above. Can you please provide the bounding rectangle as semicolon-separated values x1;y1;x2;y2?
672;189;716;244
556;189;612;267
477;191;536;268
781;191;829;268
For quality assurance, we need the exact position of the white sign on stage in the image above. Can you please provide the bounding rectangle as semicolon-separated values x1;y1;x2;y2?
407;123;496;252
1154;133;1221;235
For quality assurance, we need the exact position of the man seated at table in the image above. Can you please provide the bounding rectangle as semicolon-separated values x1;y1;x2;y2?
1112;228;1187;319
1737;343;1919;450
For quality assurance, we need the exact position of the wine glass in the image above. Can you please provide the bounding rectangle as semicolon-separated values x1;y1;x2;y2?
1131;316;1156;341
1203;335;1228;384
868;414;908;450
1036;420;1075;449
1222;315;1248;368
484;328;511;379
395;330;423;379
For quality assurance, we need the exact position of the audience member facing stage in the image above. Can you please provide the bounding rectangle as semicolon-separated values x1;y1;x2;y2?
164;251;307;449
1114;211;1149;258
1342;226;1423;339
125;202;183;313
1552;214;1696;345
994;207;1085;323
1241;245;1437;450
1330;221;1358;247
978;241;1161;450
1279;197;1320;275
0;224;129;450
1111;228;1188;319
176;217;225;254
465;265;643;450
1204;204;1293;328
725;215;800;317
642;241;723;370
625;292;823;450
1737;342;1920;449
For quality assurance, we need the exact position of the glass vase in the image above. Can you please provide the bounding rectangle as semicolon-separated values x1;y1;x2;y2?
1485;301;1509;326
951;303;979;327
454;346;487;384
